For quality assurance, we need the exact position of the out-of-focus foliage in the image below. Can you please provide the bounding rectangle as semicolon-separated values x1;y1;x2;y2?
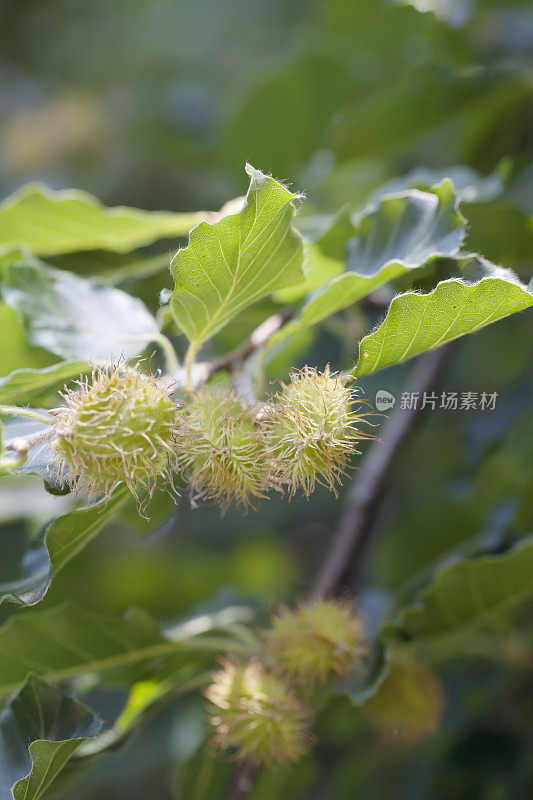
0;0;532;797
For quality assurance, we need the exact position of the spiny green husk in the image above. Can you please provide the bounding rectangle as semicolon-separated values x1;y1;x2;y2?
50;364;374;512
206;659;312;765
52;364;181;505
176;387;269;509
264;599;366;686
267;366;372;497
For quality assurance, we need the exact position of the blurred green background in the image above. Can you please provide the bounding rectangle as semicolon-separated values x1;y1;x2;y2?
1;0;532;797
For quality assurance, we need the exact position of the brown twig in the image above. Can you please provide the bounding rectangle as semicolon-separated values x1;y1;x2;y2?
207;308;293;377
223;343;454;799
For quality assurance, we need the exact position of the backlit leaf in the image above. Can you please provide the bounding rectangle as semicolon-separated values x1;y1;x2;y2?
169;164;303;355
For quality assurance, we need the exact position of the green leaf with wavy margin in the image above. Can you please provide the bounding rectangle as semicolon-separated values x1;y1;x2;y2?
0;602;253;697
0;486;130;607
170;164;303;360
267;183;466;352
386;537;533;642
354;277;533;375
0;184;203;257
0;674;99;800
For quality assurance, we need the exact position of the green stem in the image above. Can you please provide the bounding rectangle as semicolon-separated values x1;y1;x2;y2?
0;405;51;424
184;341;198;392
152;333;180;375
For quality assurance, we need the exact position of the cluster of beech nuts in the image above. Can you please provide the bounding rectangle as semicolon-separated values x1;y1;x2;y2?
205;600;444;765
51;362;372;509
206;599;366;765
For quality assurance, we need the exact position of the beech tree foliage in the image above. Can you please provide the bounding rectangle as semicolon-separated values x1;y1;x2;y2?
0;0;532;797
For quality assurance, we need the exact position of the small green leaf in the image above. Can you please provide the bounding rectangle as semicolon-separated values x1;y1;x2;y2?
0;183;202;257
0;602;254;697
0;486;130;608
170;164;303;355
2;258;160;361
386;537;533;642
268;184;466;352
68;669;209;781
0;361;88;406
0;674;100;800
269;265;407;356
354;277;533;375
